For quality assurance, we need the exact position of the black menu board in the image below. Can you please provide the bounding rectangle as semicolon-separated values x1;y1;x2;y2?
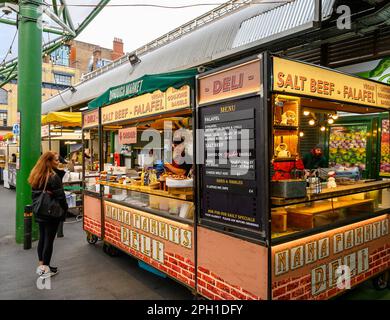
199;96;261;232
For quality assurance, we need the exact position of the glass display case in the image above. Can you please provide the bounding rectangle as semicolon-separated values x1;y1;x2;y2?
272;183;390;239
83;126;100;195
103;186;195;224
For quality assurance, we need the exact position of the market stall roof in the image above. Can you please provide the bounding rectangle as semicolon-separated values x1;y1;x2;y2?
41;112;82;127
88;68;198;110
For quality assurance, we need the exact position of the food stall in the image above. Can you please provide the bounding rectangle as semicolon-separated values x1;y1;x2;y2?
195;54;389;300
82;69;198;289
82;108;102;243
81;55;389;300
0;135;18;189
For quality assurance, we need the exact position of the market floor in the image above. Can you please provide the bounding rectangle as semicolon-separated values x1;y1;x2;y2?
0;187;193;300
0;187;389;300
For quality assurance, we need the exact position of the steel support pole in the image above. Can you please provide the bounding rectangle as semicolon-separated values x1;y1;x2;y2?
16;0;43;243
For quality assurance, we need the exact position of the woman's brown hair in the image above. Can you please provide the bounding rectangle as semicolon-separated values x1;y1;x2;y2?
28;151;58;189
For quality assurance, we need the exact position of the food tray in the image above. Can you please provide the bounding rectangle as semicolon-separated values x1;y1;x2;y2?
166;178;193;188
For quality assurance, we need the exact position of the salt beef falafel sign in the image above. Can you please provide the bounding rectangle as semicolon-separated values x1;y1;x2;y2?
101;86;191;125
273;57;390;110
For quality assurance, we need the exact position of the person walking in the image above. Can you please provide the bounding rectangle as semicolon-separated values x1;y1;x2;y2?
28;151;68;278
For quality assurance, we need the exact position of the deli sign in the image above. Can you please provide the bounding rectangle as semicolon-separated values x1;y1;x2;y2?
83;110;99;128
273;57;390;109
119;127;137;145
198;59;262;105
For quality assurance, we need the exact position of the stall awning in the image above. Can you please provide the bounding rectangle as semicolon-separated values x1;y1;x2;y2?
88;68;198;110
42;112;82;127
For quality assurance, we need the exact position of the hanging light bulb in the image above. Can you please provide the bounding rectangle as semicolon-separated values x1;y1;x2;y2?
309;119;316;126
328;118;334;125
299;132;304;137
320;126;326;132
303;111;310;116
332;113;339;120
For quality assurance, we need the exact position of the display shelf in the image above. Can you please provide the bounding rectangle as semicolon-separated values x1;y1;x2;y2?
273;157;297;162
98;180;193;201
272;180;390;206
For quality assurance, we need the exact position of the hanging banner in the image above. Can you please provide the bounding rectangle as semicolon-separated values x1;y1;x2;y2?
118;127;137;145
101;86;191;125
273;57;390;110
198;59;262;105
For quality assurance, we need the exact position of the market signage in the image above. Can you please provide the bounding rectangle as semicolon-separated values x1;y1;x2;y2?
273;57;390;109
198;59;262;105
101;86;191;125
118;127;137;145
272;215;389;299
105;202;192;260
199;96;262;232
83;109;99;128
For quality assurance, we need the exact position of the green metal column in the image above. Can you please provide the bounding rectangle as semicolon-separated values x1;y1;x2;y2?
16;0;43;243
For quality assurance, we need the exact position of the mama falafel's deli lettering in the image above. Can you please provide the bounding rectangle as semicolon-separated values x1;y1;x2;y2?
101;86;191;124
273;57;390;109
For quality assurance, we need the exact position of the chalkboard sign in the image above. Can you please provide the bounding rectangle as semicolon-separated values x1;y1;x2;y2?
198;96;263;233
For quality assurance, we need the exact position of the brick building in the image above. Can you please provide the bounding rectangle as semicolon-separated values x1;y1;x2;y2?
0;37;124;135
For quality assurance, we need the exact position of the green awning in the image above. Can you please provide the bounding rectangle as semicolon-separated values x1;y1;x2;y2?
88;68;198;110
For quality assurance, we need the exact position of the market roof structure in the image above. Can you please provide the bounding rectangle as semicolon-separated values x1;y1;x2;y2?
0;0;111;87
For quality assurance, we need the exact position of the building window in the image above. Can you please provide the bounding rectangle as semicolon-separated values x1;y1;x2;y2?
50;46;70;67
0;110;7;126
53;73;72;86
0;88;8;105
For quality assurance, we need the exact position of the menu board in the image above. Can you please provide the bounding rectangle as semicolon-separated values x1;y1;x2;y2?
198;96;261;232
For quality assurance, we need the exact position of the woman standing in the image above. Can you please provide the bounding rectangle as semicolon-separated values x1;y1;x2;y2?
28;151;68;278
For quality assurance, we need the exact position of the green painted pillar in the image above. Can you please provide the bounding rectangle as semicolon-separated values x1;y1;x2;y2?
16;0;43;243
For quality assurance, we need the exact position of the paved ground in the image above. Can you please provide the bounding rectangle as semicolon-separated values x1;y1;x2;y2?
0;187;193;300
0;186;389;300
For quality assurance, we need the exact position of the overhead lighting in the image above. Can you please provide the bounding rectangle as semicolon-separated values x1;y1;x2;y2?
128;53;141;66
79;106;89;111
303;111;310;116
328;118;335;125
65;141;77;145
332;113;339;120
309;119;316;126
320;126;326;132
299;132;304;137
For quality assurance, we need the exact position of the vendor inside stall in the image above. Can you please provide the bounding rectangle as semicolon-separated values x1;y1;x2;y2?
164;136;193;176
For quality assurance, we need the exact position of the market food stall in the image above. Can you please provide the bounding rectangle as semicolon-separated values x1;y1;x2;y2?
81;55;389;300
42;112;84;212
195;54;389;300
0;134;18;189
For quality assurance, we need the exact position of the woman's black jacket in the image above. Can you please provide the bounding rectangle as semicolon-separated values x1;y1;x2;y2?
32;169;68;223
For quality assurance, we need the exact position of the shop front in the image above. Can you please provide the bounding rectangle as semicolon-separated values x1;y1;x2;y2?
81;55;389;300
82;69;197;289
